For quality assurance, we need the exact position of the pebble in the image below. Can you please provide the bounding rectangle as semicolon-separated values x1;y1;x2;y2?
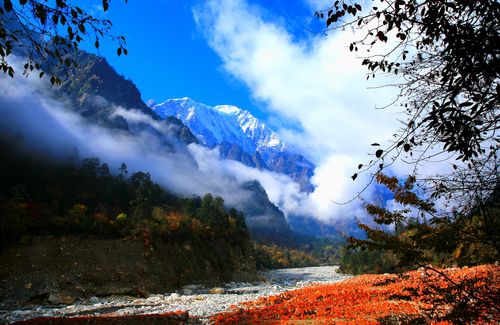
90;297;102;304
208;287;225;294
48;292;74;305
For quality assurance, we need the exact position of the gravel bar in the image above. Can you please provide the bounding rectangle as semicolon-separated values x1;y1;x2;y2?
1;266;350;324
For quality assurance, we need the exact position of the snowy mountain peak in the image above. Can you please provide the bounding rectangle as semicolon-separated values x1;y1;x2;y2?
151;98;285;154
214;104;241;115
151;97;315;192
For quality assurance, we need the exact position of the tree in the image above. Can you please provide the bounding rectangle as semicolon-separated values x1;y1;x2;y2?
118;162;128;179
316;0;499;249
0;0;127;84
315;1;499;320
81;157;100;178
345;172;500;322
229;208;249;236
316;0;499;201
129;171;154;222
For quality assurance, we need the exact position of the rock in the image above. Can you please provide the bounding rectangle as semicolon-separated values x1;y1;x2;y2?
48;292;74;305
182;288;193;295
148;294;163;299
89;296;100;304
146;295;164;304
170;293;181;298
131;299;144;304
23;283;32;289
208;287;225;294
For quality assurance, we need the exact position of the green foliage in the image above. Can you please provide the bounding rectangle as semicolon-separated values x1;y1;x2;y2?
345;173;500;273
339;246;398;275
316;1;499;318
0;0;127;84
0;139;250;251
254;243;321;270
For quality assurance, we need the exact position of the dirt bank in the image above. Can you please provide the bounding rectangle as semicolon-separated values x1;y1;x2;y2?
0;235;257;306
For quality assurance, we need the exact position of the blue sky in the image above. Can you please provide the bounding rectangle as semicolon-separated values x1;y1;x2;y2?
2;0;431;223
74;0;413;221
81;0;326;120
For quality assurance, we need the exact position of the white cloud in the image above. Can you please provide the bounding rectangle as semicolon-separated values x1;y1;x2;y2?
194;0;402;222
0;68;309;217
303;0;334;11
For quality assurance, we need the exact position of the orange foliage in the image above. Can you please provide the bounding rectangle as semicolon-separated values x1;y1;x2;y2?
190;218;203;234
212;265;500;324
92;212;108;222
166;213;183;231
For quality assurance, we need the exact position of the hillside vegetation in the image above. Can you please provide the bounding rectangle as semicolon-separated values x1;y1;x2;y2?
0;137;257;303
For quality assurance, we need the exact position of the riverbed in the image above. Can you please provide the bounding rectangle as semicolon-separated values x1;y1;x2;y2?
0;266;350;323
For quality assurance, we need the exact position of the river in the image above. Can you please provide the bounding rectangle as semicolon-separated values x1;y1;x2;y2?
1;265;350;323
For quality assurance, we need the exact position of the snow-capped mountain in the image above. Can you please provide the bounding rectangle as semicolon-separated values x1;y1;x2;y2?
150;97;315;192
151;97;284;155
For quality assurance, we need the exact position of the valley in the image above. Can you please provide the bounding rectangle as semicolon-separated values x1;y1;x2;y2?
0;0;498;322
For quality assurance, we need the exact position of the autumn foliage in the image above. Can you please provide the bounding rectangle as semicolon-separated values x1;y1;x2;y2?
211;264;499;324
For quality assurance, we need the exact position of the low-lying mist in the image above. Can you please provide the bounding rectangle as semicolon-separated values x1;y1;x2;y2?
0;69;377;227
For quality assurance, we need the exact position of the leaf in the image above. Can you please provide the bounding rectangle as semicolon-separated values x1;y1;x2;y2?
117;47;122;56
35;4;47;25
403;144;411;152
358;164;363;169
95;39;99;49
102;0;109;11
351;173;358;181
375;149;383;158
19;0;27;5
4;0;12;12
371;143;380;146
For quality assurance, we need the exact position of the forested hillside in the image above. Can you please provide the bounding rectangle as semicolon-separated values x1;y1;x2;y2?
0;136;257;303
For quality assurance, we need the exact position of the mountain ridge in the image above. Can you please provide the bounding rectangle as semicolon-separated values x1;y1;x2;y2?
151;97;315;192
47;52;296;241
